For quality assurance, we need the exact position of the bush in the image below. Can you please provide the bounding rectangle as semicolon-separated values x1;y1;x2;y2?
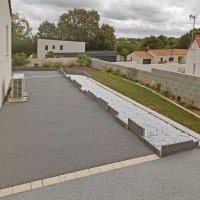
41;61;53;68
177;96;182;102
77;54;91;67
112;68;122;76
67;61;78;68
105;66;113;73
156;83;161;91
149;80;157;90
161;89;171;97
46;51;55;58
52;61;64;68
12;53;30;66
182;100;195;109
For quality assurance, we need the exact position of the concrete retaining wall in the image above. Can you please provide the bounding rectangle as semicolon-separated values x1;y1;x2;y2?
91;59;200;106
161;140;199;157
128;119;145;137
96;97;108;111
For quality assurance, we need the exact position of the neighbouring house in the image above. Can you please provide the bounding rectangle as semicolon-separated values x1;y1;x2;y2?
37;39;86;59
37;39;117;62
186;35;200;76
127;49;187;64
0;0;12;108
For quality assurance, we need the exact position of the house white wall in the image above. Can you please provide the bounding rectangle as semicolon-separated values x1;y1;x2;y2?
0;0;12;108
186;41;200;76
37;39;86;59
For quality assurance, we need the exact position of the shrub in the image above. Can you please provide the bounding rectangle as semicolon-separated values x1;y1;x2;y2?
67;60;78;68
182;100;195;109
12;53;30;66
46;51;55;58
77;54;91;67
161;89;171;97
149;80;157;90
177;96;182;102
156;83;161;91
52;61;64;68
41;61;53;68
112;68;121;76
105;66;113;73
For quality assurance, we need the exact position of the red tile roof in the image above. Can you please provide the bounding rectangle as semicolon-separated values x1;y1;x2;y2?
195;35;200;47
134;51;153;58
134;49;187;58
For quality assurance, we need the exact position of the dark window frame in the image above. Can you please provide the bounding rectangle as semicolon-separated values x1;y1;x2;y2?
60;45;63;50
45;45;48;50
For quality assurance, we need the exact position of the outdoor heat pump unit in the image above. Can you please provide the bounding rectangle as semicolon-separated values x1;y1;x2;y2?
9;74;27;103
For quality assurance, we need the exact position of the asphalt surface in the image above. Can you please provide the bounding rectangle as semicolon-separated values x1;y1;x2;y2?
0;71;152;189
1;149;200;200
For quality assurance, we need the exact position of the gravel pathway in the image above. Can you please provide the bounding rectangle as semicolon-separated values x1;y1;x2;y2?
66;74;197;150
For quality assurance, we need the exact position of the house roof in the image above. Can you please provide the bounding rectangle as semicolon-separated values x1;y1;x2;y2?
134;49;187;58
134;51;153;59
149;49;187;56
195;35;200;47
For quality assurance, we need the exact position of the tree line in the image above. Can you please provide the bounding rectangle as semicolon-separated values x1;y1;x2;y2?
12;8;200;57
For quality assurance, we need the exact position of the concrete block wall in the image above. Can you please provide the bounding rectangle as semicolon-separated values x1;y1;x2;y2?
91;59;200;106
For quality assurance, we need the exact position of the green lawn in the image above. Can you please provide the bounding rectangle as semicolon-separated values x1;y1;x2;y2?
89;70;200;134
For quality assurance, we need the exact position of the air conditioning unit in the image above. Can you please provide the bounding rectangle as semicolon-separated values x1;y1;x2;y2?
8;74;27;103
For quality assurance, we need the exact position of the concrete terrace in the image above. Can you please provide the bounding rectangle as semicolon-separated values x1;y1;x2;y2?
0;71;152;189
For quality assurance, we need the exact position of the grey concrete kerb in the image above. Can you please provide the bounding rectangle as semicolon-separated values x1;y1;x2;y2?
89;78;200;141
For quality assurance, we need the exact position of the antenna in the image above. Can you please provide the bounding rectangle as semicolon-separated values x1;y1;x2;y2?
189;14;197;42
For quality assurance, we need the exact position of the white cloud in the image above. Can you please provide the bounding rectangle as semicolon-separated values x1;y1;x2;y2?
12;0;200;37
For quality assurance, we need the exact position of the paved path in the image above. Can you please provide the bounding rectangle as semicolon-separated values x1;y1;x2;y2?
0;71;152;189
1;149;200;200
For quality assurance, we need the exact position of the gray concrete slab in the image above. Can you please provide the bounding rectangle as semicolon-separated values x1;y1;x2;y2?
0;71;152;189
1;149;200;200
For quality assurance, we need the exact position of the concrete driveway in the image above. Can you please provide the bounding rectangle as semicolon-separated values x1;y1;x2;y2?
0;71;152;189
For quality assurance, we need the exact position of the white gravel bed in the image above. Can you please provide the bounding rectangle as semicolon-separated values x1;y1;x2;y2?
66;74;197;150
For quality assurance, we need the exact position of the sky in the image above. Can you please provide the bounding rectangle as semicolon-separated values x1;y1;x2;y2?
12;0;200;38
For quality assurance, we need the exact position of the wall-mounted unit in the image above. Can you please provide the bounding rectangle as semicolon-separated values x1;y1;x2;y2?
8;74;27;103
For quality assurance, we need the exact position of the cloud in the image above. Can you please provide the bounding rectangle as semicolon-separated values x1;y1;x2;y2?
11;0;200;38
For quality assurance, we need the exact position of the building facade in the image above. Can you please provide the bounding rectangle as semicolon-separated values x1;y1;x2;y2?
127;49;187;64
37;39;86;59
186;35;200;76
0;0;12;108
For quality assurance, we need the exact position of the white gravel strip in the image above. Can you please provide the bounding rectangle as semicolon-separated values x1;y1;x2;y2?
66;74;197;150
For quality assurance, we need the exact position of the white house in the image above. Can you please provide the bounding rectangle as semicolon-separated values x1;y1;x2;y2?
127;49;187;64
37;39;86;59
0;0;12;108
186;35;200;76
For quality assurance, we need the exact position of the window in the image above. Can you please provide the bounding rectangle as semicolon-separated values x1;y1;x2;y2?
45;45;48;50
169;57;174;62
193;63;196;75
60;45;63;50
52;45;55;49
160;57;163;61
6;25;9;53
143;59;151;64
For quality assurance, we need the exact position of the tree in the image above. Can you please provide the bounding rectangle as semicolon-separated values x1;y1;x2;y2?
12;13;36;55
37;21;58;39
57;8;100;49
176;28;200;49
96;24;116;50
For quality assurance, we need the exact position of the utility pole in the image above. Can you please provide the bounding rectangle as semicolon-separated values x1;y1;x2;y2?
189;14;197;43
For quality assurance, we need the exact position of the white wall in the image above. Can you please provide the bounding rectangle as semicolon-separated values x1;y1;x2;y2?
113;62;185;73
37;39;86;59
186;41;200;76
0;0;11;108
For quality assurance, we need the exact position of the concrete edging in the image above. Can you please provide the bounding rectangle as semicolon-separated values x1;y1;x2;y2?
114;116;128;129
161;140;199;157
89;78;200;141
86;91;96;101
128;119;145;137
108;106;119;117
95;97;109;111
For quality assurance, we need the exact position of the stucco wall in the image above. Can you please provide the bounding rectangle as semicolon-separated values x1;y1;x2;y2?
186;41;200;76
27;58;76;67
37;39;86;59
91;59;200;106
0;0;12;108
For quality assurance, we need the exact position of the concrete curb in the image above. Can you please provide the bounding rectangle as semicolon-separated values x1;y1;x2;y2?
89;78;200;141
161;140;199;157
86;91;96;101
114;116;128;129
108;106;119;117
128;119;145;137
95;97;108;111
0;154;159;198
